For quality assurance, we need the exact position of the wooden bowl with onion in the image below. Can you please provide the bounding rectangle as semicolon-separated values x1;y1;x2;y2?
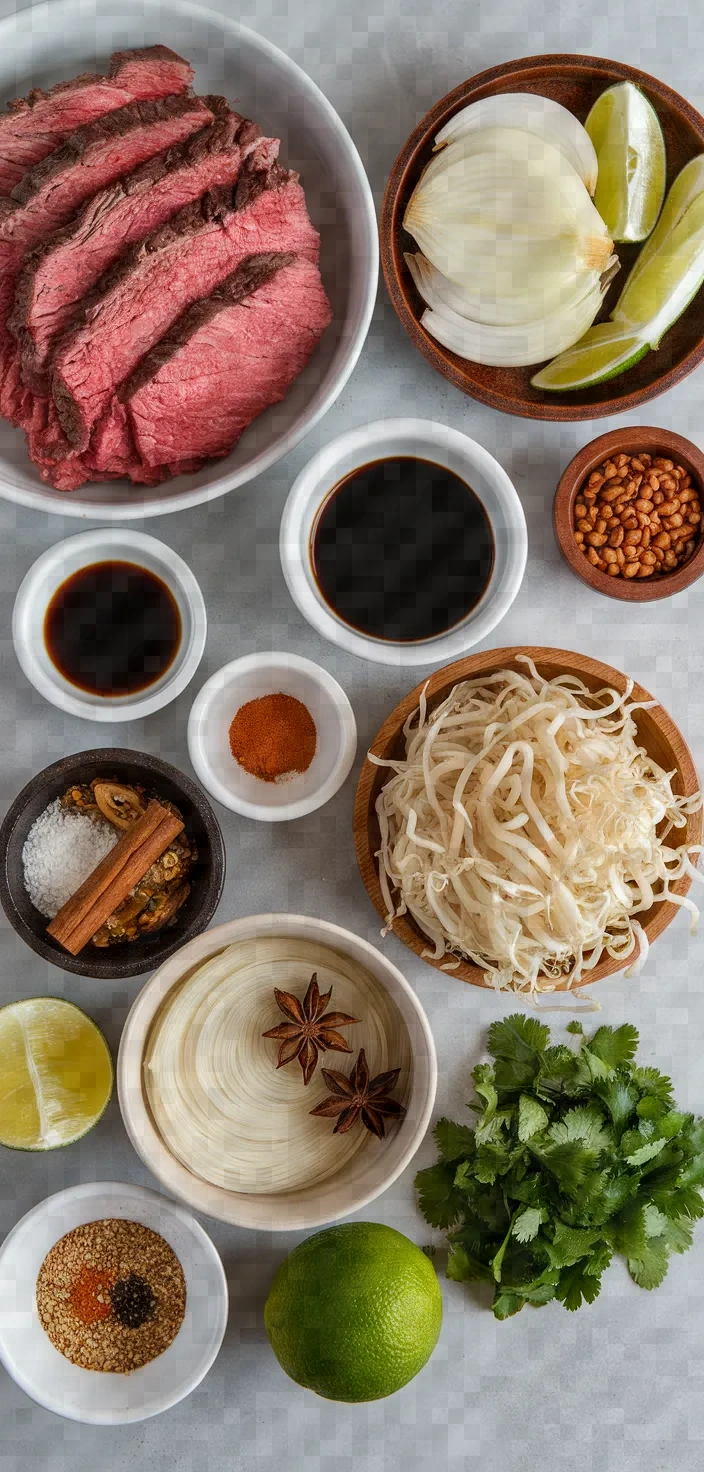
353;646;702;991
381;53;704;421
554;427;704;600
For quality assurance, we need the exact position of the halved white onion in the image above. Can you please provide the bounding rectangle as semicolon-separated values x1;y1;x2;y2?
433;91;598;195
406;251;607;365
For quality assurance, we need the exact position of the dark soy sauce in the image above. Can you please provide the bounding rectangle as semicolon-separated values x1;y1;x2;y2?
311;457;494;642
44;561;181;697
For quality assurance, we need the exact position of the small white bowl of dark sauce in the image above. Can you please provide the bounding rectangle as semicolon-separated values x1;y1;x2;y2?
12;530;207;721
280;419;527;666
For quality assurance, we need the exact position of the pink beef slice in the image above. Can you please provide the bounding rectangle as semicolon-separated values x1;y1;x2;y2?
47;150;320;462
0;47;194;195
0;92;213;423
89;252;332;481
11;101;263;394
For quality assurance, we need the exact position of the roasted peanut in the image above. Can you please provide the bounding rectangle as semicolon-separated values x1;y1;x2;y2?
573;452;700;582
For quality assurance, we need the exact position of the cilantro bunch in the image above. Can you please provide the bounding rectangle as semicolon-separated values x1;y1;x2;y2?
416;1015;704;1319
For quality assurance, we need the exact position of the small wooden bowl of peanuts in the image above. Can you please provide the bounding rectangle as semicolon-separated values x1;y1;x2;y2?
553;428;704;601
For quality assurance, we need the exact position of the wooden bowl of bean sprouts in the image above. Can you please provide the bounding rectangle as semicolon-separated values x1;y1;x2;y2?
353;646;702;994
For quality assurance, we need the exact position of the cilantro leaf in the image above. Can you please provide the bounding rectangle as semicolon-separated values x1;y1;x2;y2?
535;1045;581;1100
486;1014;549;1090
545;1223;603;1268
531;1140;598;1197
603;1202;647;1258
628;1238;670;1290
492;1290;525;1319
471;1062;498;1115
588;1024;639;1071
434;1118;476;1162
595;1076;638;1131
518;1093;549;1141
632;1066;674;1106
549;1104;611;1151
555;1260;604;1311
473;1142;511;1185
415;1163;465;1228
512;1207;543;1243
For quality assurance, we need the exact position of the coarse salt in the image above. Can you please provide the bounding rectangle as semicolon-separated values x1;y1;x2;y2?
22;799;118;918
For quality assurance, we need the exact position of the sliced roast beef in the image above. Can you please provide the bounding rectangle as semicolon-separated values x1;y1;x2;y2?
12;101;264;393
0;46;193;195
47;147;320;460
0;92;213;423
89;253;332;480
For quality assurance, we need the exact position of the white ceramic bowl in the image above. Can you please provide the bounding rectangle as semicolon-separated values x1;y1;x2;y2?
13;529;207;721
187;652;357;820
117;914;437;1231
0;1181;227;1425
280;418;528;666
0;0;378;519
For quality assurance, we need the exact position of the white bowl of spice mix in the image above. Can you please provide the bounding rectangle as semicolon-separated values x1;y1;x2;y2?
187;652;357;821
0;1181;227;1424
118;913;437;1231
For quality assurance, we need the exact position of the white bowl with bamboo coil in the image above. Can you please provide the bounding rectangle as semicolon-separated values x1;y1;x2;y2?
353;646;703;990
117;913;437;1230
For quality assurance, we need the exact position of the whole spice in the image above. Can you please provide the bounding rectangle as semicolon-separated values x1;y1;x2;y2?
573;452;702;580
310;1047;407;1139
229;692;316;783
36;1218;186;1373
47;799;184;955
262;972;359;1085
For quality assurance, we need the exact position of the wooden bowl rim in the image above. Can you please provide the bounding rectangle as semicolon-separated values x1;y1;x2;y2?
553;427;704;601
353;646;702;990
381;53;704;422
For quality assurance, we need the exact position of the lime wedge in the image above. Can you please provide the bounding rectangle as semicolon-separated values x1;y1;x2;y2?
586;82;666;242
530;320;647;391
0;997;112;1150
613;189;704;342
620;154;704;298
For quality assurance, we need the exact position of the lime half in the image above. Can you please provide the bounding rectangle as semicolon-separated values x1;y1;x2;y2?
0;997;113;1150
531;320;647;391
586;82;666;243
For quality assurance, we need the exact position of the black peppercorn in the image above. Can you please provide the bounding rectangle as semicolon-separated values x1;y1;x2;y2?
110;1272;156;1329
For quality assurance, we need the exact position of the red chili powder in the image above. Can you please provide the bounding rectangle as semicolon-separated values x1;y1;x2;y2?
69;1265;116;1325
229;692;317;782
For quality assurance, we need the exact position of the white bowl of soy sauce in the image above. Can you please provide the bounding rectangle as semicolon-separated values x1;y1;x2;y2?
12;530;207;721
279;419;527;666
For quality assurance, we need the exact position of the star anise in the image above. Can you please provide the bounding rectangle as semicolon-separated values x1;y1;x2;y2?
262;972;359;1085
309;1048;406;1139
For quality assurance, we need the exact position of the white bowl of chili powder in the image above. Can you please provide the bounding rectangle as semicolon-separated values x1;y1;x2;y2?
188;651;357;821
0;1180;227;1424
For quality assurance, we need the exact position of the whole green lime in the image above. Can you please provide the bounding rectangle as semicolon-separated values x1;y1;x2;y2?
264;1222;442;1402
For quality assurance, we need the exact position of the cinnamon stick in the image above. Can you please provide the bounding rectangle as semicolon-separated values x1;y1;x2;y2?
48;800;184;956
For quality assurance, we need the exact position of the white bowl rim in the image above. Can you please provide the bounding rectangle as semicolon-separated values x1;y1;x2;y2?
0;0;379;521
0;1179;228;1424
187;651;358;820
12;528;207;721
117;913;438;1231
279;416;528;667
